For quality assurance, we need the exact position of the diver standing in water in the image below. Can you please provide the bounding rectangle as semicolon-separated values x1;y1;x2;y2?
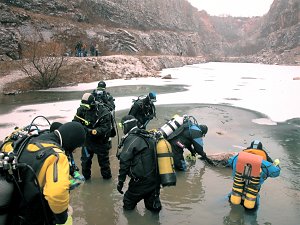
73;93;113;180
128;92;157;129
116;115;162;212
228;140;281;210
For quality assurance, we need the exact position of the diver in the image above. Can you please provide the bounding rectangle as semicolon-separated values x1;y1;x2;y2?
91;80;115;111
165;115;214;170
73;93;113;180
91;80;117;154
128;92;157;129
228;140;281;210
1;121;86;225
116;115;162;212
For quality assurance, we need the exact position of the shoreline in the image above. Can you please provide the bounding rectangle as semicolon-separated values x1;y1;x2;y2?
0;55;205;94
1;55;299;95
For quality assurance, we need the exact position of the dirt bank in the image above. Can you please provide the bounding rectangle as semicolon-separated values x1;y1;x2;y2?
0;55;205;94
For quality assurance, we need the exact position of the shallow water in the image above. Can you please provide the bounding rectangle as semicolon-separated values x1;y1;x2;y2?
1;63;300;225
67;105;300;225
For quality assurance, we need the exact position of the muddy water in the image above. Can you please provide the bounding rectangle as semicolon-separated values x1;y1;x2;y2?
1;86;300;225
70;105;300;225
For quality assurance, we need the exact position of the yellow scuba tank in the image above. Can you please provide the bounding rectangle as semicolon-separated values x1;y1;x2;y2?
156;138;176;187
158;115;186;139
230;171;244;205
230;151;263;209
243;176;260;209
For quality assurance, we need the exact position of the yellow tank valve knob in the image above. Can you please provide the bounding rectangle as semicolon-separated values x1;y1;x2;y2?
92;129;97;135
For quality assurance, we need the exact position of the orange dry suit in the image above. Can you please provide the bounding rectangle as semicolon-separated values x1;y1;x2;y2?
228;148;280;209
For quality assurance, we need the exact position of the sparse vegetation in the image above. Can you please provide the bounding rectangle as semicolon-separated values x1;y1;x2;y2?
18;41;66;89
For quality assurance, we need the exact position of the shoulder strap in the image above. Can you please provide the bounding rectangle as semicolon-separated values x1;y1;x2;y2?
167;123;186;140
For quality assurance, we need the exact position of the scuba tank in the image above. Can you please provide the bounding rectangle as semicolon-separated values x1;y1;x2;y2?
0;176;14;225
0;153;15;225
243;176;260;209
158;115;186;139
230;171;244;205
156;137;176;187
230;151;263;209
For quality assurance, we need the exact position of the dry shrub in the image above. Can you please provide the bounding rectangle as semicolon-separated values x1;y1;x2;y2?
19;41;66;89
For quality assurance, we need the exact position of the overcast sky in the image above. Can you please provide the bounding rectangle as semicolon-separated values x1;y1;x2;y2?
187;0;274;17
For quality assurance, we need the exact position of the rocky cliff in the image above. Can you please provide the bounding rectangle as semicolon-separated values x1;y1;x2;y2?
0;0;223;61
0;0;298;64
213;0;300;64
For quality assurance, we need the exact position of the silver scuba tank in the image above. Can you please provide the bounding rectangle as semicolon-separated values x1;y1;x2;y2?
158;115;186;138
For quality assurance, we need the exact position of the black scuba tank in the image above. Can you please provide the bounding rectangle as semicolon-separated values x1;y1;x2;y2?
0;155;14;225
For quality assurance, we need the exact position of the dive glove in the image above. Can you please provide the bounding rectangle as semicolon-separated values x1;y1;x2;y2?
200;153;215;166
69;179;81;190
73;171;85;181
117;181;124;194
205;157;215;166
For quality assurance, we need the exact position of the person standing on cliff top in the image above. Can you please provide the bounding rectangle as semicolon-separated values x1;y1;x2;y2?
128;92;157;129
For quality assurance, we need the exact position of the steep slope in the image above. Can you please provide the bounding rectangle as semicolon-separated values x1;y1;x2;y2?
227;0;300;64
0;0;222;60
0;0;298;65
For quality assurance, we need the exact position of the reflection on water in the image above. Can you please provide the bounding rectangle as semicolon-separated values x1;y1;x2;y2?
66;105;300;225
162;166;205;211
223;205;258;225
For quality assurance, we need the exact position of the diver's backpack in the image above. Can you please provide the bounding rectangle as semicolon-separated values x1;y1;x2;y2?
1;135;61;225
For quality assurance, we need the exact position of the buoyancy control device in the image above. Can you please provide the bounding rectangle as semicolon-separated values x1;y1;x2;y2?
0;116;52;225
158;115;187;139
155;137;176;187
230;151;263;209
0;116;84;224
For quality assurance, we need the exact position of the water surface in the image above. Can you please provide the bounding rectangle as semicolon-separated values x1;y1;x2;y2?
0;63;299;225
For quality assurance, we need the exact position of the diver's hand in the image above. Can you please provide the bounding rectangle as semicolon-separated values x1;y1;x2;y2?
200;154;215;166
69;179;81;190
205;157;215;166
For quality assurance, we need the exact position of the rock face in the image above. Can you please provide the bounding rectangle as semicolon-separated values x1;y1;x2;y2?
0;0;221;60
210;0;300;65
0;0;298;64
